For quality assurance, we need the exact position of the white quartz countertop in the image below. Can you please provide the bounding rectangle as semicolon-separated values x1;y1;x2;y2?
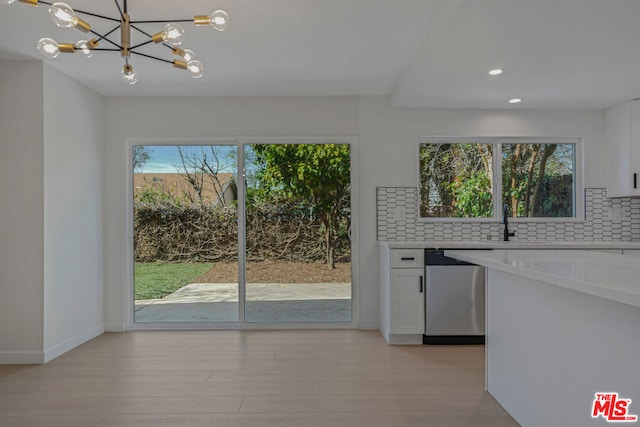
379;241;640;250
445;249;640;309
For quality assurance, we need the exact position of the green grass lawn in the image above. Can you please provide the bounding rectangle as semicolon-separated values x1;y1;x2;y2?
134;262;213;300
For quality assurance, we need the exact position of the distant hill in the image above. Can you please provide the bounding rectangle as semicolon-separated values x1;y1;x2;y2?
134;173;236;206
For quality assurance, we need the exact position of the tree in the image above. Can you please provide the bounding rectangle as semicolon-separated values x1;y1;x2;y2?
502;143;570;217
250;144;350;269
133;146;151;172
419;143;493;217
174;146;237;206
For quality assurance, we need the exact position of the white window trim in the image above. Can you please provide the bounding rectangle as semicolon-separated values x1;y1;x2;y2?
417;137;584;223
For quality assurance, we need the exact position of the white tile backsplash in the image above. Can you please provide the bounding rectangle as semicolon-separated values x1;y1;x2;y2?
376;187;640;242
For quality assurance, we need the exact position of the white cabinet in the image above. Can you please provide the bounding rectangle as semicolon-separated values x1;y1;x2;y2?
623;249;640;257
390;268;425;334
379;246;424;344
605;100;640;198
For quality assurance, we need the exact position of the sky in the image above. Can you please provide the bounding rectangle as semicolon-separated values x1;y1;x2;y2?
139;145;239;173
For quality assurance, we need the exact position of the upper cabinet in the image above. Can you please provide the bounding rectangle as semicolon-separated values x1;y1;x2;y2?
606;100;640;198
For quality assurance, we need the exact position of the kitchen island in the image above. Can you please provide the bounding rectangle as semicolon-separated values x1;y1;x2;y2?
446;249;640;427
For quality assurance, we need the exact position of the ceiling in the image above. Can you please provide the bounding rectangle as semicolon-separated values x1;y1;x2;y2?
1;0;640;110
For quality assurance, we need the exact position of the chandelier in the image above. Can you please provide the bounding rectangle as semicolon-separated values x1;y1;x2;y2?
0;0;229;84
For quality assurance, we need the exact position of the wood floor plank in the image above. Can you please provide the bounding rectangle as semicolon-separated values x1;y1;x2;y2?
0;330;519;426
0;415;105;427
97;412;376;427
239;393;508;414
0;396;243;416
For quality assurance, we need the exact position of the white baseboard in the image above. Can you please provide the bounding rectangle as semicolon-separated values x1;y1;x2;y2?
358;320;378;330
388;333;423;345
0;351;45;364
43;324;104;363
104;322;127;332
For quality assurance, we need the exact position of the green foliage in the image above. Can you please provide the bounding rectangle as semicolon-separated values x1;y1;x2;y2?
449;171;493;217
501;143;573;217
420;141;574;218
136;187;182;205
249;144;351;268
251;144;350;200
134;262;213;300
419;143;493;217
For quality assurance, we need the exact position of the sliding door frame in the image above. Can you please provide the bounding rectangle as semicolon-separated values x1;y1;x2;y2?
124;136;359;330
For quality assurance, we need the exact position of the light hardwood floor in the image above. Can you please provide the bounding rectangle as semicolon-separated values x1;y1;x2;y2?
0;330;519;426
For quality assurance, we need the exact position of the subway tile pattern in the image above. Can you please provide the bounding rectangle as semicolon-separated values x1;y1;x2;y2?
376;187;640;242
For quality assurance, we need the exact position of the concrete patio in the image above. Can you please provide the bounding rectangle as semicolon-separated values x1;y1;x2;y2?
134;282;351;323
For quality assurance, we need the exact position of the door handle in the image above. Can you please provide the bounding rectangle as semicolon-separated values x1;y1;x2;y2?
634;173;637;189
419;276;423;293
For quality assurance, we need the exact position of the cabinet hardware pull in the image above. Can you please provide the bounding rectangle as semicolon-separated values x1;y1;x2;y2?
419;276;423;293
401;257;415;261
635;173;638;189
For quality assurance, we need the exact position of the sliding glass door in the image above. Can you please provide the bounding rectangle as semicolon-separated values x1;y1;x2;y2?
131;141;352;325
132;144;239;323
243;143;352;323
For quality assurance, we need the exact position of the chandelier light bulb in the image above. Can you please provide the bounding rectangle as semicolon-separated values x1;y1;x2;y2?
121;64;138;85
187;60;204;78
76;40;92;58
0;0;18;5
161;23;185;45
182;49;196;62
209;10;229;31
37;38;60;59
49;2;78;28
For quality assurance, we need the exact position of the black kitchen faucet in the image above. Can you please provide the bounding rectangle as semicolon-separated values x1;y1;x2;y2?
503;204;515;242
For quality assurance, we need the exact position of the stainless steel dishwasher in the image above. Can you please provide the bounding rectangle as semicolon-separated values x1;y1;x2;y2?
424;249;486;345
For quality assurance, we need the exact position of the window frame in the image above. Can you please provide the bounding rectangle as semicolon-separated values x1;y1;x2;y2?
417;137;584;223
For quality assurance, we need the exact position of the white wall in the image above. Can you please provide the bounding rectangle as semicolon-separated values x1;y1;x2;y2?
102;95;606;330
42;65;105;361
0;61;45;363
103;96;360;330
356;96;606;327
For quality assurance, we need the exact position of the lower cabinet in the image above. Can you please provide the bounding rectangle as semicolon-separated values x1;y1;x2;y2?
379;246;425;344
390;269;425;334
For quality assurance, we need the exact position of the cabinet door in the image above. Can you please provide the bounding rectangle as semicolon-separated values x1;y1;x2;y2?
606;102;632;197
606;100;640;197
390;269;425;334
628;101;640;197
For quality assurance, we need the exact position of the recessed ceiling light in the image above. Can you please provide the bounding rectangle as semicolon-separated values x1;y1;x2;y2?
509;98;522;104
489;69;503;76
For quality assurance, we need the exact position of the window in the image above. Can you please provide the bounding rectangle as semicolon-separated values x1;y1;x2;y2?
418;138;580;220
419;141;494;219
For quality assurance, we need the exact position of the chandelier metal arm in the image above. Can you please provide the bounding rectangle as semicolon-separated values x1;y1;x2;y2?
130;19;194;24
130;50;173;65
70;8;121;23
113;0;124;20
130;23;173;51
129;39;154;51
89;29;122;50
93;24;121;45
34;0;122;23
